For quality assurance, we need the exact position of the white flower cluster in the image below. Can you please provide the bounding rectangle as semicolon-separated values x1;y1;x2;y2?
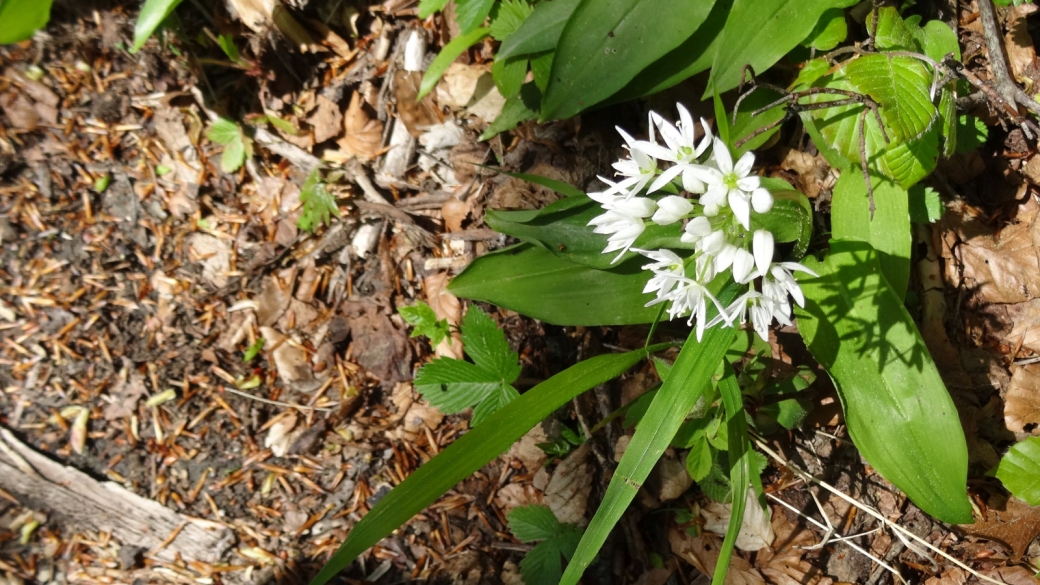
588;104;816;342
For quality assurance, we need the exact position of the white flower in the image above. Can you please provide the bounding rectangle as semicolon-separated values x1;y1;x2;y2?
651;195;694;225
681;216;713;244
636;248;687;302
637;105;713;193
713;291;781;342
752;230;774;278
600;120;659;199
691;139;772;230
714;243;756;284
588;188;657;261
764;261;817;308
666;278;727;341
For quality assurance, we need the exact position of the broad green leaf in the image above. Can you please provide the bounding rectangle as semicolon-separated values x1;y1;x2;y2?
497;0;580;59
539;0;716;121
938;87;957;157
219;135;246;173
418;27;490;100
489;0;534;41
920;19;960;62
997;437;1040;506
448;244;660;325
206;118;240;145
0;0;53;44
713;363;751;585
609;0;732;103
802;7;848;51
492;56;528;100
418;0;449;18
133;0;183;52
706;0;858;97
530;51;554;92
455;0;495;34
297;169;340;232
955;114;988;154
732;88;787;156
844;55;936;143
831;172;910;299
714;89;731;147
908;185;944;224
308;347;659;585
508;505;583;585
480;81;540;140
560;305;739;584
485;197;683;270
795;239;972;524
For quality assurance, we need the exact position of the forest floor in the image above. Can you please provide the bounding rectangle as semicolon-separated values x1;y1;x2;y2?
2;1;1040;584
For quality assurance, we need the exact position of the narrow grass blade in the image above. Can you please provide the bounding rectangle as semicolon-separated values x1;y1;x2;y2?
560;316;738;584
418;27;490;99
309;347;664;585
713;363;750;585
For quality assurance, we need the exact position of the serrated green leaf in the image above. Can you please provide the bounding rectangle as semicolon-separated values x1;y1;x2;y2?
133;0;183;51
415;358;505;411
844;55;936;143
795;239;972;524
0;0;54;44
472;384;522;426
908;185;944;224
400;301;451;347
418;0;449;18
309;347;660;585
920;19;960;62
868;7;918;52
997;437;1040;505
879;126;939;188
489;0;534;41
206;118;240;145
509;505;562;542
297;169;340;232
461;307;520;381
699;461;731;502
539;0;716;121
219;135;246;173
685;434;713;482
456;0;495;34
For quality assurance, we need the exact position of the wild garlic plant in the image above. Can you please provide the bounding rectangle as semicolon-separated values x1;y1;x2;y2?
588;104;815;342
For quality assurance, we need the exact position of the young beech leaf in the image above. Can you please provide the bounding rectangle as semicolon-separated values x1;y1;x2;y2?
206;118;251;173
508;505;583;585
414;307;521;426
400;301;451;347
297;169;340;233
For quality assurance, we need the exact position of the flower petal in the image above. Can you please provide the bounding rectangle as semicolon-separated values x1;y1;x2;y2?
651;195;694;225
711;138;733;173
751;188;774;214
753;230;774;277
733;150;755;178
728;189;751;230
648;164;684;194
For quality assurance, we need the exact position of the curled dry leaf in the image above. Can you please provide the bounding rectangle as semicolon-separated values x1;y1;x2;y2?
336;91;384;160
394;70;442;137
544;443;592;526
260;326;317;391
1005;364;1040;436
701;490;776;552
69;407;90;455
755;508;833;585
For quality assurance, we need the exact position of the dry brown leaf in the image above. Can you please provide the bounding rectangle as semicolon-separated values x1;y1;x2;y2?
260;326;317;391
441;195;471;232
983;565;1040;585
755;509;833;585
504;424;549;471
494;482;544;515
925;568;968;585
307;95;343;144
256;270;295;327
335;91;383;160
103;361;149;420
1;91;39;130
436;62;490;109
702;492;776;552
654;452;693;502
960;497;1040;560
670;527;766;585
1005;4;1038;85
545;443;592;525
959;220;1040;305
1006;365;1040;435
394;70;442;137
